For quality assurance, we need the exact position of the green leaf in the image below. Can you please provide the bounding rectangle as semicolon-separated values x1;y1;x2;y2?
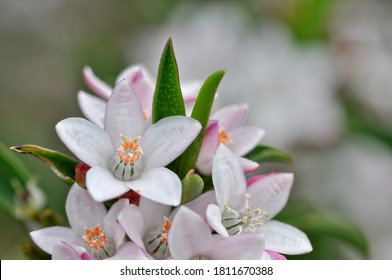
276;203;369;258
244;145;292;164
152;37;186;123
181;170;204;204
10;144;80;186
177;70;226;178
0;142;32;217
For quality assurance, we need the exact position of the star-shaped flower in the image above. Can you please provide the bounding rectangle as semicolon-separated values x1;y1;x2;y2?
30;184;146;260
199;145;312;256
197;103;265;175
56;80;202;206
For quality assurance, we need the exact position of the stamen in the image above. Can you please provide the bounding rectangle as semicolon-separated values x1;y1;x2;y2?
146;217;172;259
221;195;271;235
218;129;231;145
109;135;144;181
83;225;107;249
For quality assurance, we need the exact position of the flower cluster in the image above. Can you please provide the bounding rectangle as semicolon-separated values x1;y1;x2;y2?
28;42;312;260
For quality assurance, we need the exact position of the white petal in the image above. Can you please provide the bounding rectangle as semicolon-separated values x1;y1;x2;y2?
247;173;293;218
115;65;155;114
258;220;312;255
56;118;113;167
239;157;260;172
227;126;265;156
52;242;93;260
206;204;228;237
104;80;145;149
212;103;248;132
168;206;212;260
127;167;182;206
66;184;107;235
77;91;106;128
180;191;216;220
103;199;129;249
117;204;146;250
196;120;219;175
30;226;82;254
139;197;171;231
140;116;202;169
204;233;265;260
83;66;112;100
108;242;150;260
86;166;129;202
212;144;247;210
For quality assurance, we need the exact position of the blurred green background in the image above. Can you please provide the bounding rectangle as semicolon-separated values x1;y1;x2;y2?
0;0;391;259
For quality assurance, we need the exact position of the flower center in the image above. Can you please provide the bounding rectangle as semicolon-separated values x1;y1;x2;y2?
109;135;144;181
221;194;270;235
83;225;107;249
146;216;172;259
218;129;230;145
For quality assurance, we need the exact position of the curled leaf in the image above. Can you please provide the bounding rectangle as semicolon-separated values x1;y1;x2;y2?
10;144;80;186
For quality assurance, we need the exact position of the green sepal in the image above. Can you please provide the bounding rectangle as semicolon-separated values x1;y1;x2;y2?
10;144;80;186
276;203;369;258
177;70;226;178
152;37;186;123
244;145;292;164
181;170;204;204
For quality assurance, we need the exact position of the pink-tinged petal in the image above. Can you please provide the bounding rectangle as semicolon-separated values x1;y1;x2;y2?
181;80;202;103
228;126;265;156
56;118;113;167
77;91;106;128
247;173;293;219
52;242;93;260
104;80;145;149
212;103;249;132
138;197;171;231
108;242;150;260
204;233;265;260
118;204;146;250
266;250;287;260
212;145;247;211
126;167;181;206
30;226;82;254
66;184;107;235
180;191;216;220
103;199;129;249
206;204;228;237
258;220;312;255
169;206;212;260
83;66;112;100
140;116;202;169
239;157;260;173
86;166;129;202
116;65;155;114
196;120;219;175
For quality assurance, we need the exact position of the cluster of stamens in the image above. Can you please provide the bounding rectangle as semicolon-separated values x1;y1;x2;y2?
83;225;107;249
146;217;172;259
221;194;269;235
218;128;231;145
109;135;144;181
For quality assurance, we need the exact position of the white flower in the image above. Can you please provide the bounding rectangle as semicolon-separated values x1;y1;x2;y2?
29;184;146;260
196;103;264;175
78;65;202;127
204;145;312;255
56;80;202;206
